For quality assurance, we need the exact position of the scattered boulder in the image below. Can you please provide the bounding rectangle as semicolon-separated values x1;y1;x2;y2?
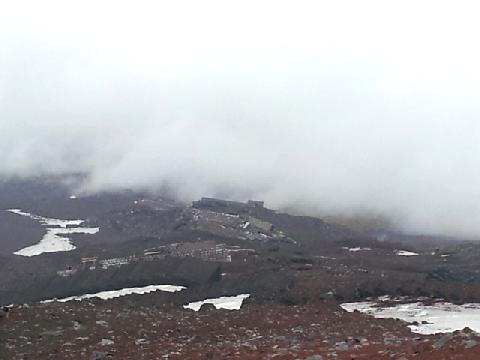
0;306;10;319
434;333;453;349
334;341;350;351
464;339;478;349
304;355;324;360
200;303;217;311
90;351;108;360
99;339;114;346
135;338;149;345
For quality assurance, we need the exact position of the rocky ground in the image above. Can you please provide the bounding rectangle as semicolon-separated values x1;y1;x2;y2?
2;296;480;359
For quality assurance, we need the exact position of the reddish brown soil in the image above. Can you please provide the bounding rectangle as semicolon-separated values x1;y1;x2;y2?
2;297;480;359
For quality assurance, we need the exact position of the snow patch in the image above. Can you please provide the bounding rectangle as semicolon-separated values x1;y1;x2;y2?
7;209;84;227
396;250;419;256
342;247;372;252
42;285;186;303
7;209;99;256
341;300;480;334
184;294;250;311
14;227;99;256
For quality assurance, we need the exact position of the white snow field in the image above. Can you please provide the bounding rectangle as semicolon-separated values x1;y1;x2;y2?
342;247;372;252
341;300;480;334
184;294;251;311
6;209;99;256
395;250;419;256
42;285;186;303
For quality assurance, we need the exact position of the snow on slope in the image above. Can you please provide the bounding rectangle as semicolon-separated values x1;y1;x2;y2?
396;250;419;256
7;209;84;227
42;285;186;303
341;300;480;334
342;247;371;252
184;294;250;311
6;209;99;256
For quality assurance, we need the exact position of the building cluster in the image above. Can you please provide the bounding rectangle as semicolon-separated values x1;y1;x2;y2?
164;241;232;263
192;198;264;215
99;257;133;270
55;241;254;277
190;207;292;244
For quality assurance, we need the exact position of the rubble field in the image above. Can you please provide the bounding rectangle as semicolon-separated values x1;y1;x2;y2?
2;296;480;359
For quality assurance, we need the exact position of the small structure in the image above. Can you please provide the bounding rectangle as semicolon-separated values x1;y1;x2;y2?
247;200;264;208
57;267;77;277
100;257;131;270
81;257;98;270
192;197;260;215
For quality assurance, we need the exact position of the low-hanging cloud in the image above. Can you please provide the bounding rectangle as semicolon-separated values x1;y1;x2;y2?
2;1;480;238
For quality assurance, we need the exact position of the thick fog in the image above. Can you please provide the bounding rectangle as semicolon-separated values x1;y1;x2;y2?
1;1;480;237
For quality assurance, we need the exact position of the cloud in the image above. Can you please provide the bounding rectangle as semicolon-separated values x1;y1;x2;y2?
2;1;480;237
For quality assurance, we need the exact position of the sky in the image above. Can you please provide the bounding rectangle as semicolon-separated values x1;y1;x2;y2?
1;1;480;237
